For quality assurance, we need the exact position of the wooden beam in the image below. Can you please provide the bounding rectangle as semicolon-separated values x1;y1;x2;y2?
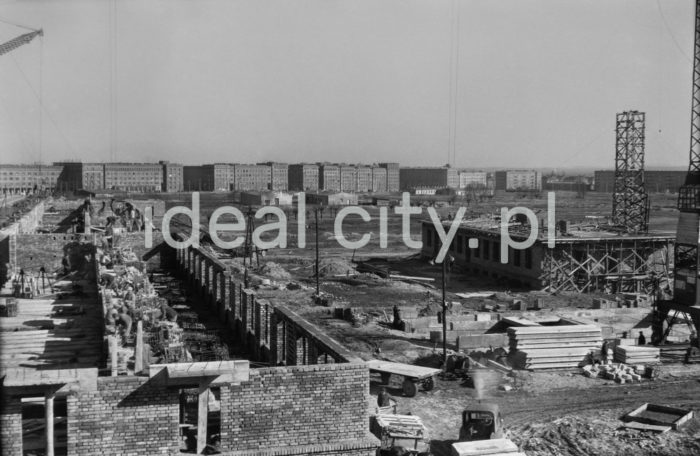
109;336;117;377
197;384;209;454
135;321;143;374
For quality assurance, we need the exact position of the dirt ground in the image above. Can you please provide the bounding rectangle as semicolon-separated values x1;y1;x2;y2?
371;367;700;456
165;191;696;455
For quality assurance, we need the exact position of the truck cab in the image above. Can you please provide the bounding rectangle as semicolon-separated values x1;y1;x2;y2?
458;404;504;441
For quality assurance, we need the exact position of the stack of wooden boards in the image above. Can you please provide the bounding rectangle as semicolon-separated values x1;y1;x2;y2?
507;324;602;369
614;345;660;364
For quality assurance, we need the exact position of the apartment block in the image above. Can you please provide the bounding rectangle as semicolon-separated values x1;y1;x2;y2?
0;164;63;192
288;164;319;191
494;170;542;191
340;165;357;192
458;171;488;188
379;163;400;192
104;163;163;192
233;164;271;191
356;166;372;193
319;164;341;192
160;161;184;192
371;166;387;193
399;166;458;191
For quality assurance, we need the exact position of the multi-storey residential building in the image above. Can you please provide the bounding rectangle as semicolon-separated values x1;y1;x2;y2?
458;171;488;188
160;161;184;192
0;164;63;192
261;162;288;191
494;170;542;191
339;165;357;193
379;163;400;192
288;164;319;191
183;165;214;191
55;162;104;191
371;166;387;193
212;163;232;191
103;163;163;192
399;167;459;191
233;164;271;191
356;166;372;193
319;164;341;192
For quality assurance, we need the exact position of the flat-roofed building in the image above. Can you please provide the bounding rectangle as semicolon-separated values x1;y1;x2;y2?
0;164;63;193
233;164;271;191
319;164;341;192
288;164;319;191
379;162;400;192
371;166;387;192
340;165;357;192
399;166;458;191
262;162;288;191
459;171;488;188
55;162;104;191
160;161;184;192
494;170;542;191
103;163;163;192
183;165;214;191
356;166;372;192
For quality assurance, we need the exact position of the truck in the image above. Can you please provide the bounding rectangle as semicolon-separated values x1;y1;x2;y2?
452;404;526;456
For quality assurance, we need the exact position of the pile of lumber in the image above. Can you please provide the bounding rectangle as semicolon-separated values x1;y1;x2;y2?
614;345;660;364
507;325;602;369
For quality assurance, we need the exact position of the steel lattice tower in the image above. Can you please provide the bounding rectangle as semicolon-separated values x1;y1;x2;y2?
673;0;700;305
612;111;649;233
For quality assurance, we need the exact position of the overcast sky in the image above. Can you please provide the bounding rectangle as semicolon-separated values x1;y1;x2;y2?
0;0;695;169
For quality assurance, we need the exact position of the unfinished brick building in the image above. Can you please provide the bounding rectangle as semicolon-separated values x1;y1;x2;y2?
0;199;377;456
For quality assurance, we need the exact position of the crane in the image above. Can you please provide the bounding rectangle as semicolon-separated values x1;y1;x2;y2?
654;0;700;346
0;29;43;57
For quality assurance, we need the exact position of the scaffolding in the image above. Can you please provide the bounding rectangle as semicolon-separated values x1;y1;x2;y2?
612;111;649;233
539;236;673;294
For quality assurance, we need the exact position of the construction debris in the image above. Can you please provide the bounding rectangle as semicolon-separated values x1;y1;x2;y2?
622;403;694;432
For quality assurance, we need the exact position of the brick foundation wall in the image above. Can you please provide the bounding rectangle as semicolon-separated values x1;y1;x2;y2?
0;393;22;456
221;363;375;453
66;376;180;456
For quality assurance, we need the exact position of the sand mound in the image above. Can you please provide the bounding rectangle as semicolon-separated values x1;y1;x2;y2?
317;258;357;277
259;262;291;280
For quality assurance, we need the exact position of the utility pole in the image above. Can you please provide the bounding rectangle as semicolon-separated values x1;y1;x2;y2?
442;257;447;366
315;206;320;296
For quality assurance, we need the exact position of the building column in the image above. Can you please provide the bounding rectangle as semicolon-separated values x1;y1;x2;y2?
269;311;278;366
197;384;209;455
45;391;55;456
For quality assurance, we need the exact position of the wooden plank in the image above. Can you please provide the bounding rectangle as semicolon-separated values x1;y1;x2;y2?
366;360;441;380
135;321;143;374
508;325;600;334
623;422;671;433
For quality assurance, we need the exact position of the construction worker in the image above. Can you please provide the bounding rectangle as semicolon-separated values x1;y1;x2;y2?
377;387;396;408
638;331;646;346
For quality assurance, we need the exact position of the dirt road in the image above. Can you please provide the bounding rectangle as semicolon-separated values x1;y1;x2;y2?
375;370;700;456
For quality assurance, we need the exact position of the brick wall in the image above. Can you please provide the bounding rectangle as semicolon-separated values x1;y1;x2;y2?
221;363;374;452
13;233;93;273
67;376;180;456
0;393;22;456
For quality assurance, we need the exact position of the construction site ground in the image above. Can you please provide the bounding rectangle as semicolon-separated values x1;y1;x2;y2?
374;365;700;456
160;191;695;456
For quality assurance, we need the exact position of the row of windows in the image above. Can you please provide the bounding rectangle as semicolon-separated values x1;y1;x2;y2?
426;230;534;269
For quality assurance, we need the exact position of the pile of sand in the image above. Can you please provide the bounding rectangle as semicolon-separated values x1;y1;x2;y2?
317;258;357;277
259;262;292;280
